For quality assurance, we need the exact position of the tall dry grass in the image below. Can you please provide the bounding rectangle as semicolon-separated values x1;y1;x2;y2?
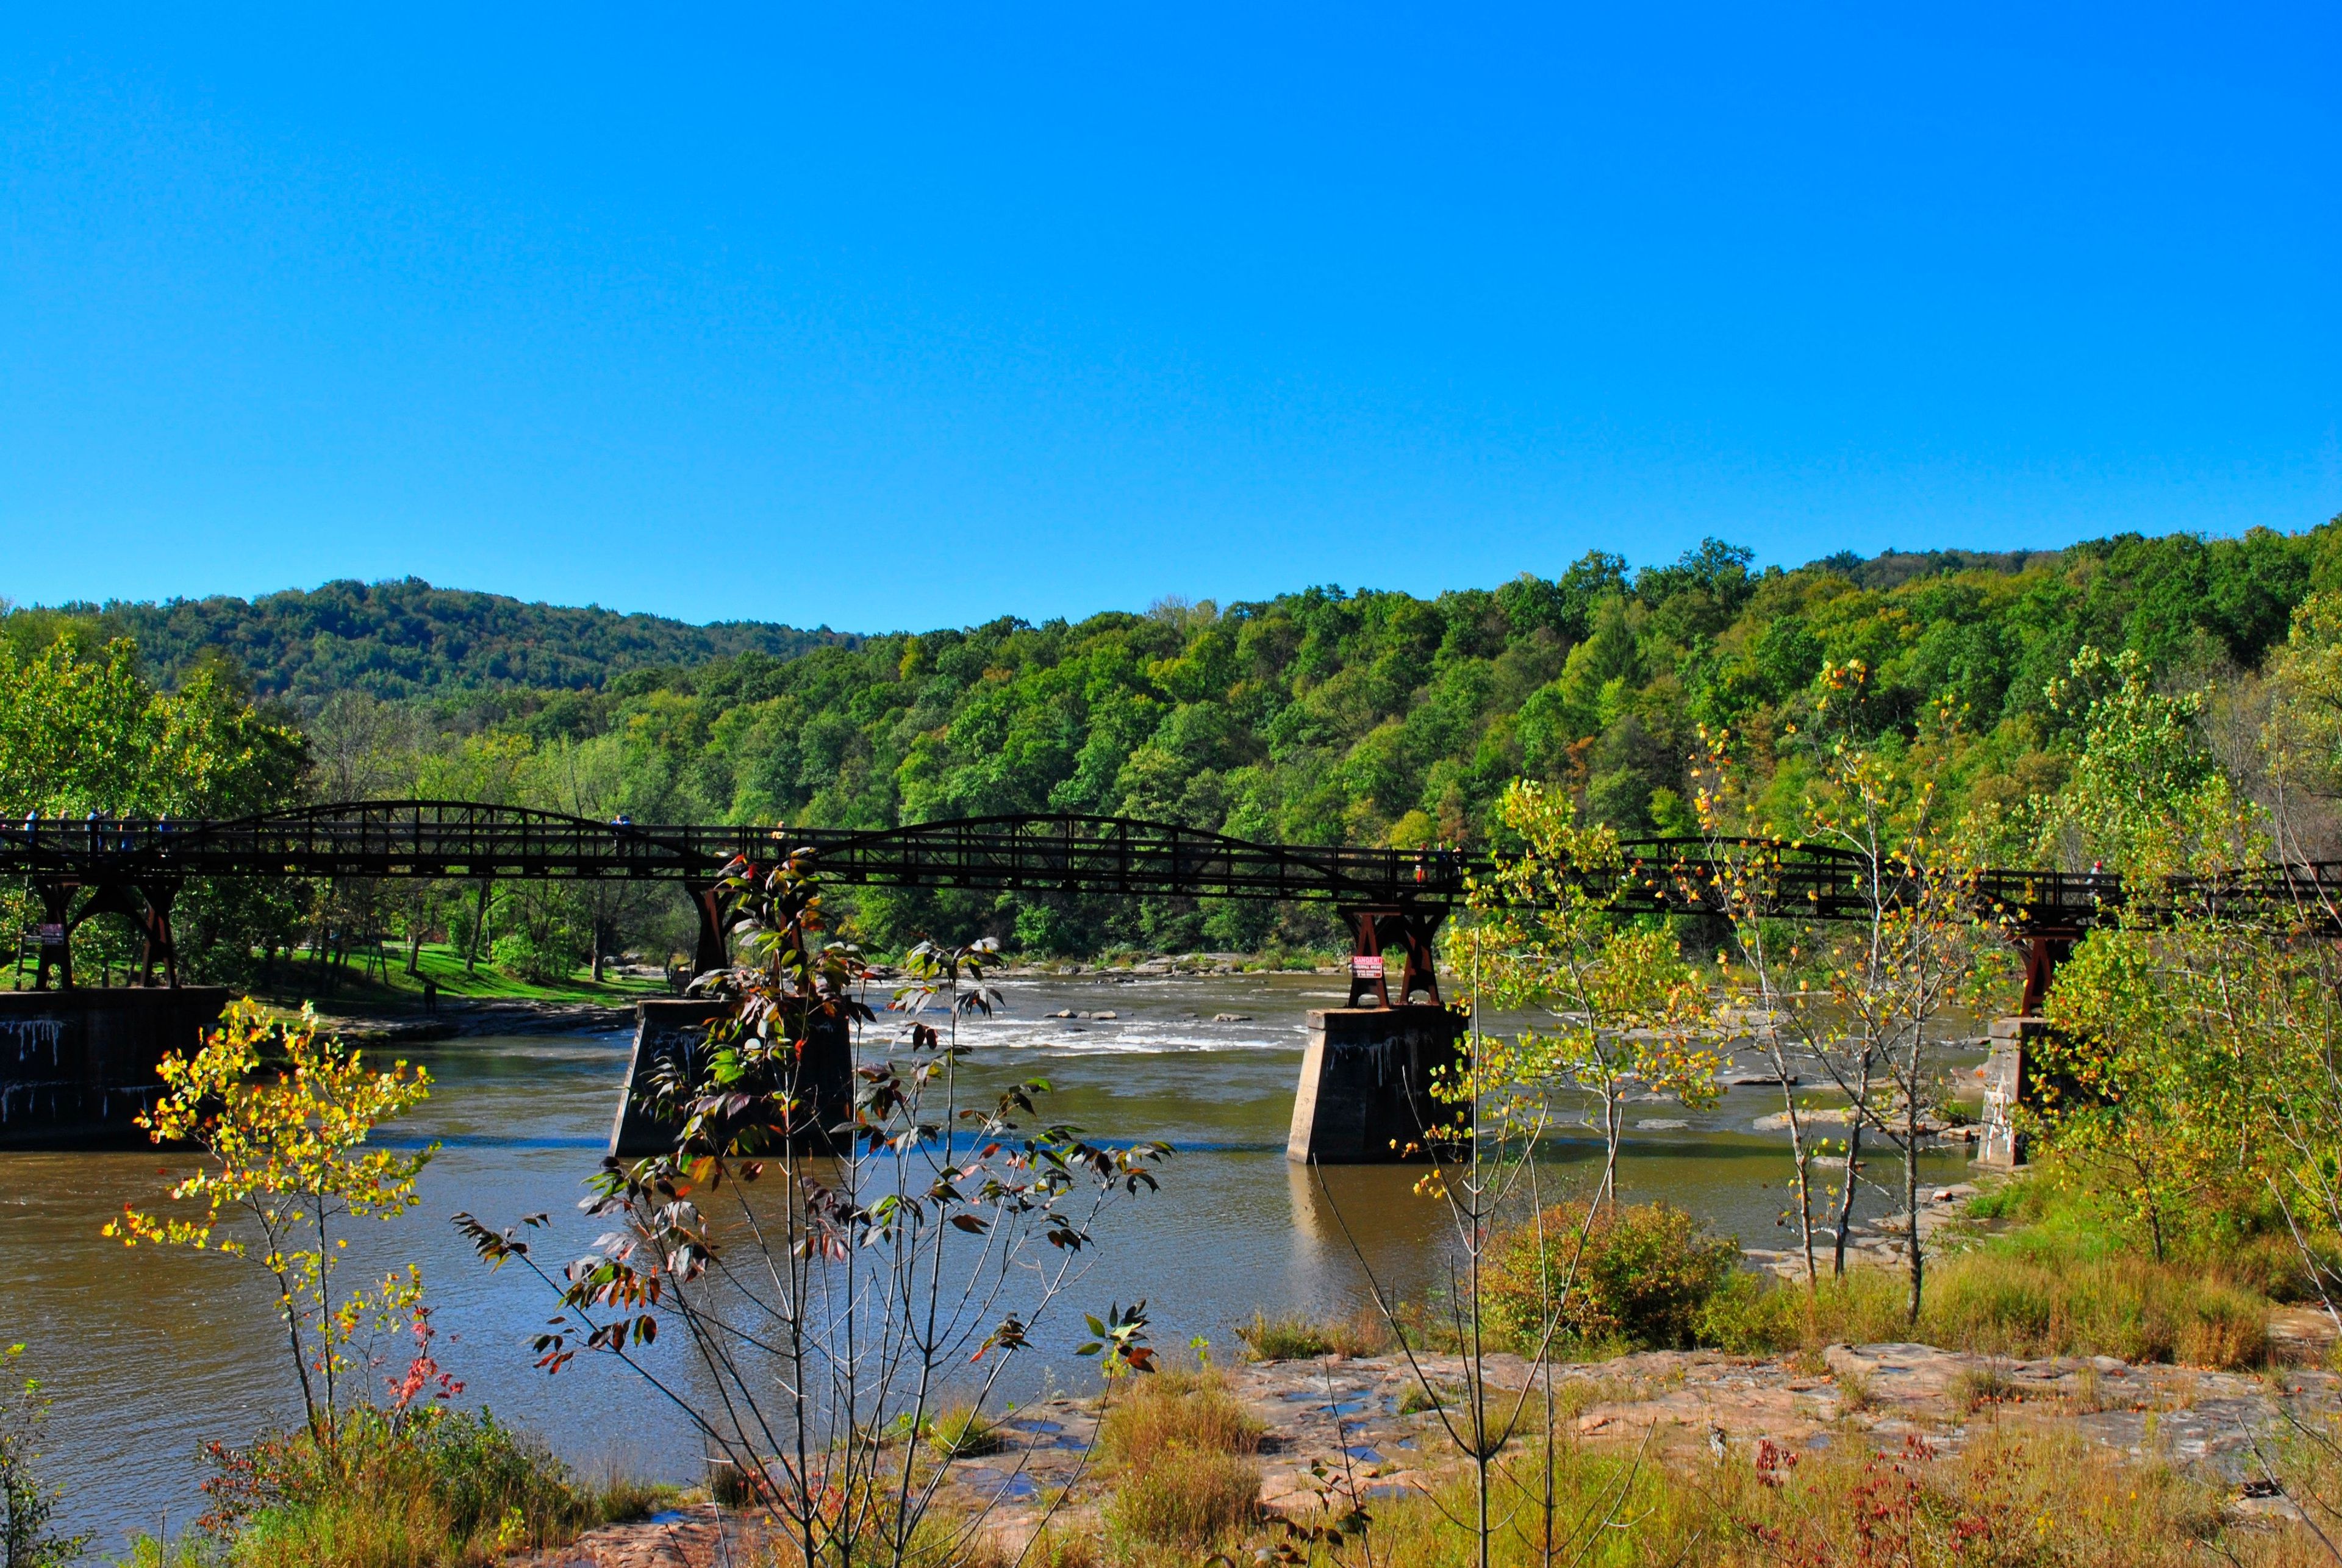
1282;1425;2317;1567
1233;1303;1392;1361
1098;1369;1266;1558
1699;1249;2272;1367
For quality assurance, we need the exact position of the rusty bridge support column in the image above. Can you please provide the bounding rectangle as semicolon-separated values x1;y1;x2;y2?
136;879;181;987
30;882;75;992
1339;904;1446;1008
64;880;184;989
2018;934;2074;1019
687;884;732;978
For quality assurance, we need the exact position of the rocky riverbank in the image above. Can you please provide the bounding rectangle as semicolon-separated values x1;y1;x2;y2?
518;1306;2342;1567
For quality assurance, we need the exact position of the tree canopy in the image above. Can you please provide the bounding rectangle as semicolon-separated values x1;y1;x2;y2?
60;577;857;703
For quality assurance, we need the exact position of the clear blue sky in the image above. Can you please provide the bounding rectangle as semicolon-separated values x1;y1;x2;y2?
4;5;2337;632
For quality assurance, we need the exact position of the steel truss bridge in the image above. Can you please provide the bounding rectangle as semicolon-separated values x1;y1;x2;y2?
7;800;2340;1010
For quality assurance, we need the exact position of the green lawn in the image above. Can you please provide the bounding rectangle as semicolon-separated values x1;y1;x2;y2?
251;941;669;1011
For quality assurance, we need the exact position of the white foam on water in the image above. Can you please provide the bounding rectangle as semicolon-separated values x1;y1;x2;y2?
868;1009;1308;1057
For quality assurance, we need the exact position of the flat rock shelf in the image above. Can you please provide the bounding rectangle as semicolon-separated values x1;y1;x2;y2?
517;1317;2342;1566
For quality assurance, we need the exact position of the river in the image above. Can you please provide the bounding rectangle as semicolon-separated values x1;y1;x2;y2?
1;971;1979;1550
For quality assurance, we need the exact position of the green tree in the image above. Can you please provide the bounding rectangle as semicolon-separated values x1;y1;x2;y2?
24;519;2342;964
1782;666;1991;1310
0;635;299;819
1459;780;1720;1210
107;1002;437;1443
2032;621;2342;1303
0;631;304;983
0;1345;86;1568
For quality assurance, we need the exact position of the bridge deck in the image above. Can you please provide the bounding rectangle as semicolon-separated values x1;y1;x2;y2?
5;800;2340;937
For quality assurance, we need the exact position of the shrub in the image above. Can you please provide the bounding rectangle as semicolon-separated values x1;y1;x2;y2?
1233;1310;1328;1361
1946;1364;2018;1415
491;929;582;986
708;1461;761;1509
2071;1363;2112;1412
1;1344;88;1568
1711;1427;2233;1567
923;1404;1003;1459
1396;1379;1449;1415
2194;1226;2331;1304
2174;1290;2271;1369
1974;1163;2335;1306
587;1473;664;1525
1924;1252;2269;1367
1119;1420;2265;1567
193;1404;648;1568
1963;1179;2041;1222
954;1528;1102;1568
1834;1368;1881;1412
1696;1266;1921;1353
119;1539;212;1568
1105;1451;1261;1549
1485;1201;1741;1351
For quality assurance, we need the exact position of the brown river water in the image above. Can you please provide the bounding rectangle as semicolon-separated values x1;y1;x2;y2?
2;972;1978;1550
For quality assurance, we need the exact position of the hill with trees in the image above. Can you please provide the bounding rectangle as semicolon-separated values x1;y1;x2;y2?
46;576;859;703
9;518;2341;968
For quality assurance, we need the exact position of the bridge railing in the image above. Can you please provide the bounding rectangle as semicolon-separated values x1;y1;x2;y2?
7;802;2342;934
0;804;1474;905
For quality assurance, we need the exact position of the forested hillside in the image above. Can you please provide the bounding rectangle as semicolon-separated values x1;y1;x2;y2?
53;576;858;701
394;523;2330;851
9;519;2340;965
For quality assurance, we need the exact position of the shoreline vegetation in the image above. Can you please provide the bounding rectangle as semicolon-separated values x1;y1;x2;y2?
62;1178;2342;1568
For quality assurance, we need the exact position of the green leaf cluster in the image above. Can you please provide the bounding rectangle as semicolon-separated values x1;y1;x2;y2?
0;634;301;820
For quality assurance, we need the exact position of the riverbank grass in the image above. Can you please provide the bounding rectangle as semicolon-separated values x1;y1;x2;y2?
1466;1194;2282;1370
1694;1250;2274;1367
243;941;666;1011
1234;1305;1391;1362
1100;1369;1266;1558
924;1404;1006;1459
1317;1424;2274;1567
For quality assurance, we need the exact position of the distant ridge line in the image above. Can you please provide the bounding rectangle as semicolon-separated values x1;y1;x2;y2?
40;576;862;704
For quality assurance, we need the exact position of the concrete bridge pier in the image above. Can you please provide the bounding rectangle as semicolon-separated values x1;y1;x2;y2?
0;987;230;1149
609;998;854;1158
1286;1005;1468;1164
1974;1015;2046;1170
